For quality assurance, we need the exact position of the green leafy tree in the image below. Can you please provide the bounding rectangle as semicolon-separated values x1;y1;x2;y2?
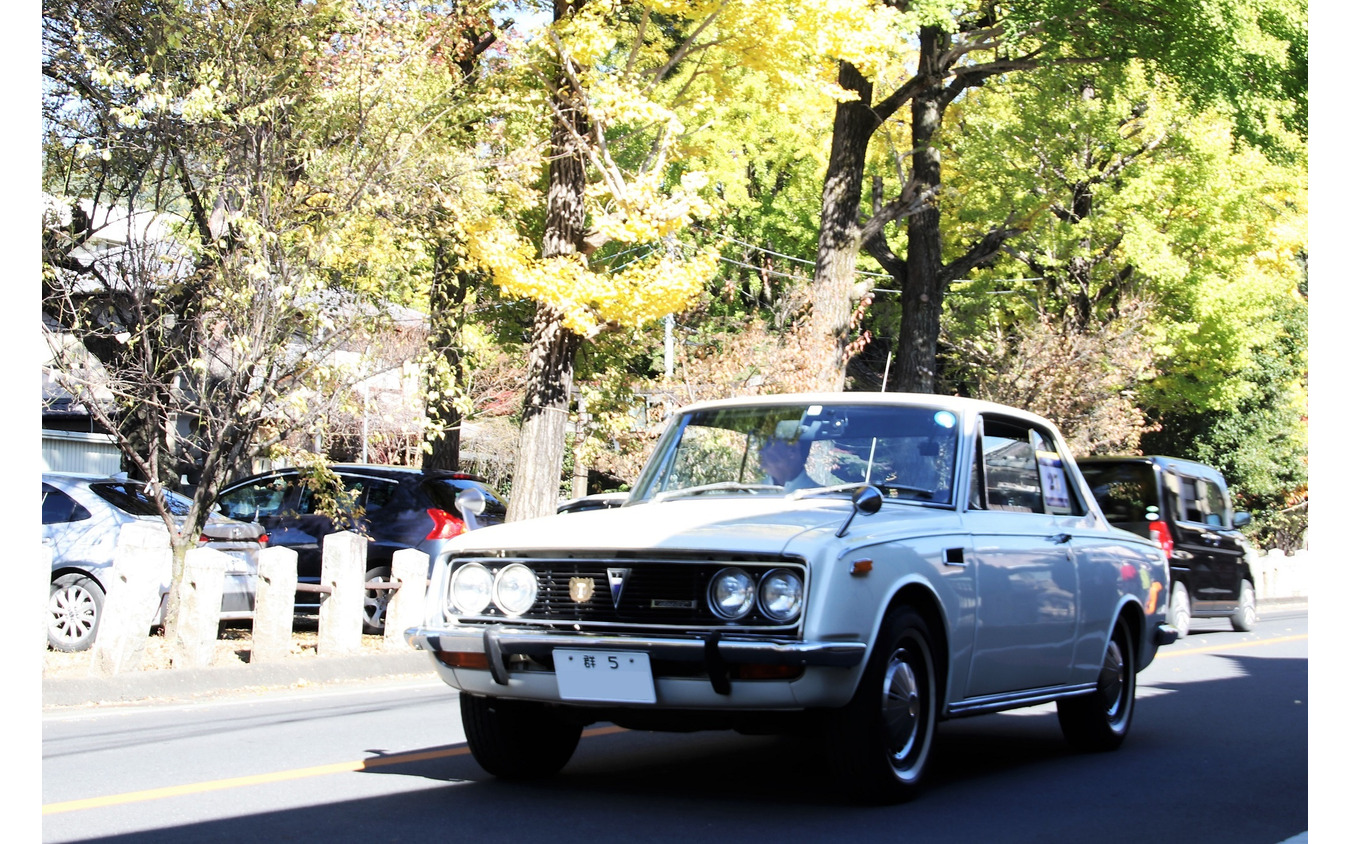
808;0;1307;393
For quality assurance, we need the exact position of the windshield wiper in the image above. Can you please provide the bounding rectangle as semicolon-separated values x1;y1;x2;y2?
654;482;781;502
873;482;935;499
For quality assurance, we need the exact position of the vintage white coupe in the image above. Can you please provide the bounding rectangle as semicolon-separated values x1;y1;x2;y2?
406;393;1176;802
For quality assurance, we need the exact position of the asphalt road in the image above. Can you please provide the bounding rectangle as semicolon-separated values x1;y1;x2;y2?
40;609;1311;844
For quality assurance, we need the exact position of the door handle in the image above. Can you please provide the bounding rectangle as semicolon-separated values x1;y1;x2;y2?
1049;533;1072;544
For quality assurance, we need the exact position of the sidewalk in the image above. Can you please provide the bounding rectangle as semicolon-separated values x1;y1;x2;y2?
41;649;436;710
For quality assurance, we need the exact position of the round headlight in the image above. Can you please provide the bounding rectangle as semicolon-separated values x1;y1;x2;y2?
493;563;538;616
448;562;493;615
758;568;804;622
709;567;756;620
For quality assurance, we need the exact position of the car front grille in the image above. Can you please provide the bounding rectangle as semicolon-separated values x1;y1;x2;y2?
444;553;805;632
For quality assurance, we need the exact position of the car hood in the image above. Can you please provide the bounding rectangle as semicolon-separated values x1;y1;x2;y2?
444;496;954;558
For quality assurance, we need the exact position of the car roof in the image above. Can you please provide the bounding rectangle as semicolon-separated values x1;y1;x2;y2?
223;464;490;485
671;392;1061;432
1078;455;1229;486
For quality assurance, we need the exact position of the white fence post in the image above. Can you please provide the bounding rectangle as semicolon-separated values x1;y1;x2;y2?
318;531;366;656
172;547;229;669
253;546;298;663
385;549;429;651
91;521;172;677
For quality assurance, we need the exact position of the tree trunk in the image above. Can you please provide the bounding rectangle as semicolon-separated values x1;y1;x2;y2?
505;0;588;521
892;28;949;395
423;247;471;472
810;62;879;392
509;306;581;520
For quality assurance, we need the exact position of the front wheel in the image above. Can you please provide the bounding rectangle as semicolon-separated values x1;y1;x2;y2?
1057;619;1136;751
824;607;939;804
1230;580;1257;632
461;694;583;779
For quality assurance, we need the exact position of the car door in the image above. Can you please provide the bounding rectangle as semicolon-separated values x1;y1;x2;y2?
217;473;312;567
963;416;1084;697
1165;470;1244;608
42;482;114;576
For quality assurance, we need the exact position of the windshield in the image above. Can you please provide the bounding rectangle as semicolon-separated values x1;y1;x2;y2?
631;402;961;506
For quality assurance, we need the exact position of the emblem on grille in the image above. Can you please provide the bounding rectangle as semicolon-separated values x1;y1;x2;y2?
569;577;595;604
607;568;631;608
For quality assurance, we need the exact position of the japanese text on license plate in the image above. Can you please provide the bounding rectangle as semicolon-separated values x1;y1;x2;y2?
554;649;656;704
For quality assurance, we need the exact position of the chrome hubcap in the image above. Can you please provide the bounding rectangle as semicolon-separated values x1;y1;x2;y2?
1100;640;1126;720
881;648;921;765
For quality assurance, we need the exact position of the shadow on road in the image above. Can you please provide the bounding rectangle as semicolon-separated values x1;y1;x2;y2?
56;655;1306;844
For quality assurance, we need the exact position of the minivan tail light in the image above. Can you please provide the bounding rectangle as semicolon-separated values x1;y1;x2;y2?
426;508;467;541
1148;519;1174;558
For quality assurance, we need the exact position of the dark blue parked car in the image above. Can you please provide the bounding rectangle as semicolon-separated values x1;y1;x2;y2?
216;465;506;632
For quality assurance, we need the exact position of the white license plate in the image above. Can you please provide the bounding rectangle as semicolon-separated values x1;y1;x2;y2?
554;649;656;704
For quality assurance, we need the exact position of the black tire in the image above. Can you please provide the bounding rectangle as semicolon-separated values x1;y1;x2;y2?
1057;619;1136;751
461;694;583;779
1167;581;1191;638
824;607;938;804
362;566;392;634
48;574;105;652
1230;579;1257;632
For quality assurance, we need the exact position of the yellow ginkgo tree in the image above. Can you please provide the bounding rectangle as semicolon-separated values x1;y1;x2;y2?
465;0;906;519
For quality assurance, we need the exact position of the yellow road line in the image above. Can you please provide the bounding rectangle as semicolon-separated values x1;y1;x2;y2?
43;724;626;815
1158;633;1308;658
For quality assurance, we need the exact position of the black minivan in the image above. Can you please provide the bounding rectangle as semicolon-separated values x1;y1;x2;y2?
216;465;507;633
1078;456;1256;637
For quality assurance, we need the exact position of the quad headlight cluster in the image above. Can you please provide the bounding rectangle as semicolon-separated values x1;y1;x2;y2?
449;562;538;617
447;561;804;624
708;567;804;623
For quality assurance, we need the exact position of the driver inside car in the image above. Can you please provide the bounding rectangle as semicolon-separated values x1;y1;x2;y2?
758;436;823;492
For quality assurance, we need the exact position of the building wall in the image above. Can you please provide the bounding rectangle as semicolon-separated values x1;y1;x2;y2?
42;430;121;476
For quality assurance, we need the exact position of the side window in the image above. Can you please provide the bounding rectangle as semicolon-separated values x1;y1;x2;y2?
1173;476;1206;524
361;479;398;512
981;418;1043;513
1173;476;1230;527
42;484;91;524
218;477;294;520
967;435;985;510
980;417;1084;516
1201;480;1230;527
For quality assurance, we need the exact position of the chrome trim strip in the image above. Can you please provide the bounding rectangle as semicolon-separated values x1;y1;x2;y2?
947;682;1099;718
405;626;867;669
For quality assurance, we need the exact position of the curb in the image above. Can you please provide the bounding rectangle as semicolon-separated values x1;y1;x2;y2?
42;650;435;710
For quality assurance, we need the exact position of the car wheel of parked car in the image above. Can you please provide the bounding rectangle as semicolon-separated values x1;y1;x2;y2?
1057;619;1135;752
1168;581;1192;638
825;606;938;804
1231;580;1257;632
362;566;392;634
461;694;583;779
48;574;105;652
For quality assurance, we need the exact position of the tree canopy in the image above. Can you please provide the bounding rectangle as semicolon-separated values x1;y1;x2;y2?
41;0;1309;551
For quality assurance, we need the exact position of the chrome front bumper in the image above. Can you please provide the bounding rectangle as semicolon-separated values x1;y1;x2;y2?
405;625;867;693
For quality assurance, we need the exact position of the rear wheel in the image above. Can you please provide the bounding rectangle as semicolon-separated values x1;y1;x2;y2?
1230;579;1257;632
1168;581;1192;638
48;574;104;652
824;607;938;804
461;694;583;779
1057;619;1136;751
362;566;392;634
